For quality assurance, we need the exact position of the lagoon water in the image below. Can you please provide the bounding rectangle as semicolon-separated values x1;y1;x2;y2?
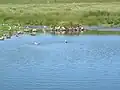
0;34;120;90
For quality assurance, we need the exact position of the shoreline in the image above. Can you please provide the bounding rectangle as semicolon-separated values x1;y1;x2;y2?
1;30;120;40
1;31;120;41
1;24;120;38
0;2;120;37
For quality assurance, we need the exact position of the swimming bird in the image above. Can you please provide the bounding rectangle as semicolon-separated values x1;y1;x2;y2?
65;40;67;43
34;42;40;45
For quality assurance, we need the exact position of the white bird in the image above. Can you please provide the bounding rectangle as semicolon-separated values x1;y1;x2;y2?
65;40;67;43
34;42;40;45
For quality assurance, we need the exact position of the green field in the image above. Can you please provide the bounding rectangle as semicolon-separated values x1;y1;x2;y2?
0;0;120;26
0;0;120;36
0;0;120;4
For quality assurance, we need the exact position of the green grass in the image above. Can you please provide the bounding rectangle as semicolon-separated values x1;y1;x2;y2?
0;3;120;26
0;0;120;4
0;0;120;36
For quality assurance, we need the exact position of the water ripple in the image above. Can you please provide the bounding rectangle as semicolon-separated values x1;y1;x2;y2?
0;35;120;90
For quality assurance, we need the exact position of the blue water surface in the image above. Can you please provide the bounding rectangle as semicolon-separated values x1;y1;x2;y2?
0;34;120;90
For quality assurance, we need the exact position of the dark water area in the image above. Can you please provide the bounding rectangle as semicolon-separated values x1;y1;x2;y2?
0;34;120;90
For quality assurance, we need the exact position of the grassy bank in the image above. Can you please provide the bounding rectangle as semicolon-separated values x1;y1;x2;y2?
0;0;120;36
0;3;120;26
